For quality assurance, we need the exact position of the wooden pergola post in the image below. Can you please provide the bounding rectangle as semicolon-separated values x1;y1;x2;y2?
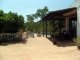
43;20;44;37
45;19;47;38
59;20;61;34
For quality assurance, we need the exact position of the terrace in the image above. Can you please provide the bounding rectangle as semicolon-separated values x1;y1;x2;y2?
42;7;77;44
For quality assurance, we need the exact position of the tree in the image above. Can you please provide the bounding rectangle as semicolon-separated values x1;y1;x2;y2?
26;6;49;33
33;6;48;20
33;6;49;33
27;15;34;22
18;15;24;29
26;15;34;32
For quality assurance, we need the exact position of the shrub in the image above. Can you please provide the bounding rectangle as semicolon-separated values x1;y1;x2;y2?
73;37;80;46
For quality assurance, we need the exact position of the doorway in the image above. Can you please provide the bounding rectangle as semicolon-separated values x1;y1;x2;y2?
69;17;77;38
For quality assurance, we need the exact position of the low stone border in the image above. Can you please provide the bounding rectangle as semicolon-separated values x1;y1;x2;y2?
0;33;22;42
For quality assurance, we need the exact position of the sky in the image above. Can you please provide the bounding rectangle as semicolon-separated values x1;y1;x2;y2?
0;0;75;22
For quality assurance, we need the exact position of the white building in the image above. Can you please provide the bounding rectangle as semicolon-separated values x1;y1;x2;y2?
42;0;80;46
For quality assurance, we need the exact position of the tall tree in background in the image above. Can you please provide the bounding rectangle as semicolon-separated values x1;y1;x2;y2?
33;6;48;20
26;6;49;33
26;15;34;32
18;15;24;29
33;6;49;33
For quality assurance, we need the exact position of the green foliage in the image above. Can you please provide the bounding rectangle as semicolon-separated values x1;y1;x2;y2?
26;14;34;32
26;21;34;32
27;15;34;22
50;20;65;37
26;6;49;33
0;10;25;33
0;10;5;33
73;37;80;46
35;21;43;32
34;6;48;19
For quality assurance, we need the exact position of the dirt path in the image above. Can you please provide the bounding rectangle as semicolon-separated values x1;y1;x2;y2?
0;37;80;60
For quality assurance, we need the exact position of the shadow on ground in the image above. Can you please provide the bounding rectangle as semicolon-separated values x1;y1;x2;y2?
0;39;27;46
47;37;76;47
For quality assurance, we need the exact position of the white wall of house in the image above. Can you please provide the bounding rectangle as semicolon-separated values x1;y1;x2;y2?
77;7;80;46
77;7;80;37
70;0;80;46
73;0;80;46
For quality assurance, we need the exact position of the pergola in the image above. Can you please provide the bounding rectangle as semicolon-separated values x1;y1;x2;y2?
42;7;77;38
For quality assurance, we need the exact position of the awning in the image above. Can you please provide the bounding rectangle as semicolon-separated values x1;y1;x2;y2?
42;7;77;20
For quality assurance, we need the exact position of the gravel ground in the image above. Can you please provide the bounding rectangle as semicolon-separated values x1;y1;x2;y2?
0;36;80;60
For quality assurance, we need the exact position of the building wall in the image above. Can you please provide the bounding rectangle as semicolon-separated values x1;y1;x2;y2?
64;9;77;32
76;7;80;46
72;0;80;46
77;7;80;37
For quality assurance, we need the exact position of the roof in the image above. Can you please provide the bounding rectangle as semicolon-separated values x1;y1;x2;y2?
42;7;77;20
